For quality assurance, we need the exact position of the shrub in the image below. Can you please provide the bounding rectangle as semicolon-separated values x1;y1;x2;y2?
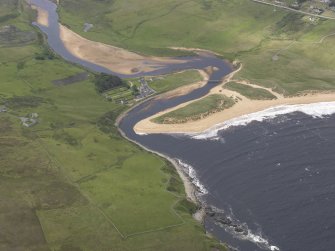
94;73;126;93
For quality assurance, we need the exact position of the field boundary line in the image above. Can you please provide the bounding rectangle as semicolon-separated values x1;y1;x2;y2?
34;130;191;240
273;31;335;58
33;133;127;239
125;199;186;239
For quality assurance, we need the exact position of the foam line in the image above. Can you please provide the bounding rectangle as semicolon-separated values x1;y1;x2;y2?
176;159;208;195
189;102;335;140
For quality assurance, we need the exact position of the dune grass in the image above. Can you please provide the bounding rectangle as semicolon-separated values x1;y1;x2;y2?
153;94;235;124
225;82;277;100
0;3;226;251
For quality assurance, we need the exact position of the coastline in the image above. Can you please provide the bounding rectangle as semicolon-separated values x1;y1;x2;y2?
114;68;216;224
116;115;204;219
134;65;335;135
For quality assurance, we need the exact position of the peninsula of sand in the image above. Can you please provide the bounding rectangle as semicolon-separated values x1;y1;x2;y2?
134;67;335;135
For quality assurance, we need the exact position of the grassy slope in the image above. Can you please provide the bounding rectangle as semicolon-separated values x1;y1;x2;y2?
59;0;286;54
153;94;235;124
0;2;224;251
148;70;203;93
225;82;277;100
59;0;335;96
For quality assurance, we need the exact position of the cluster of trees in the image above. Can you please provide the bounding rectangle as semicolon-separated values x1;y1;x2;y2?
97;110;123;134
130;85;139;96
94;73;126;93
35;47;55;60
94;73;141;98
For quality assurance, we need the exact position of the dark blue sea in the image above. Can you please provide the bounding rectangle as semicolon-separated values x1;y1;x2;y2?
121;110;335;251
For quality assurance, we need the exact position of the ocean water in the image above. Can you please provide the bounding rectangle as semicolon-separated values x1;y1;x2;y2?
121;104;335;251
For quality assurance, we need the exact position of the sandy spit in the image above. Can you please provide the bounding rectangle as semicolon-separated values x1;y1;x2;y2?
134;67;335;134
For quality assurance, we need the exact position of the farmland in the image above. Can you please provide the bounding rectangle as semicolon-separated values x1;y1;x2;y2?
0;1;224;250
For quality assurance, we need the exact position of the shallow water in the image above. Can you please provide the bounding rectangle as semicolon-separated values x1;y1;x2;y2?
30;0;335;249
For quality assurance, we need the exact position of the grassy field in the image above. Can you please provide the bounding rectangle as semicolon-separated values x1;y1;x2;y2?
59;0;335;96
148;70;203;93
58;0;288;55
225;82;277;100
153;94;235;124
0;2;226;250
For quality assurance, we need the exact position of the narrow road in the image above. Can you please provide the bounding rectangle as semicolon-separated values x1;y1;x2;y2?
251;0;335;20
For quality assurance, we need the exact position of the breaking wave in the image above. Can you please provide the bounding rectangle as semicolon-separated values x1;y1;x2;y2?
176;159;208;195
241;231;280;251
212;205;280;251
189;102;335;140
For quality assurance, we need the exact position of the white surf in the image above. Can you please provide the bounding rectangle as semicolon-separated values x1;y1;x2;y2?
189;102;335;140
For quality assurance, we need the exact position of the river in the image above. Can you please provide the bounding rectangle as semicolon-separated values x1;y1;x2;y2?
28;0;335;250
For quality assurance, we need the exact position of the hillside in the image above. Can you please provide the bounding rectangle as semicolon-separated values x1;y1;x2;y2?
59;0;335;96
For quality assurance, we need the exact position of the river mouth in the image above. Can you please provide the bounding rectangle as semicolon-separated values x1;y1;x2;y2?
28;0;335;250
